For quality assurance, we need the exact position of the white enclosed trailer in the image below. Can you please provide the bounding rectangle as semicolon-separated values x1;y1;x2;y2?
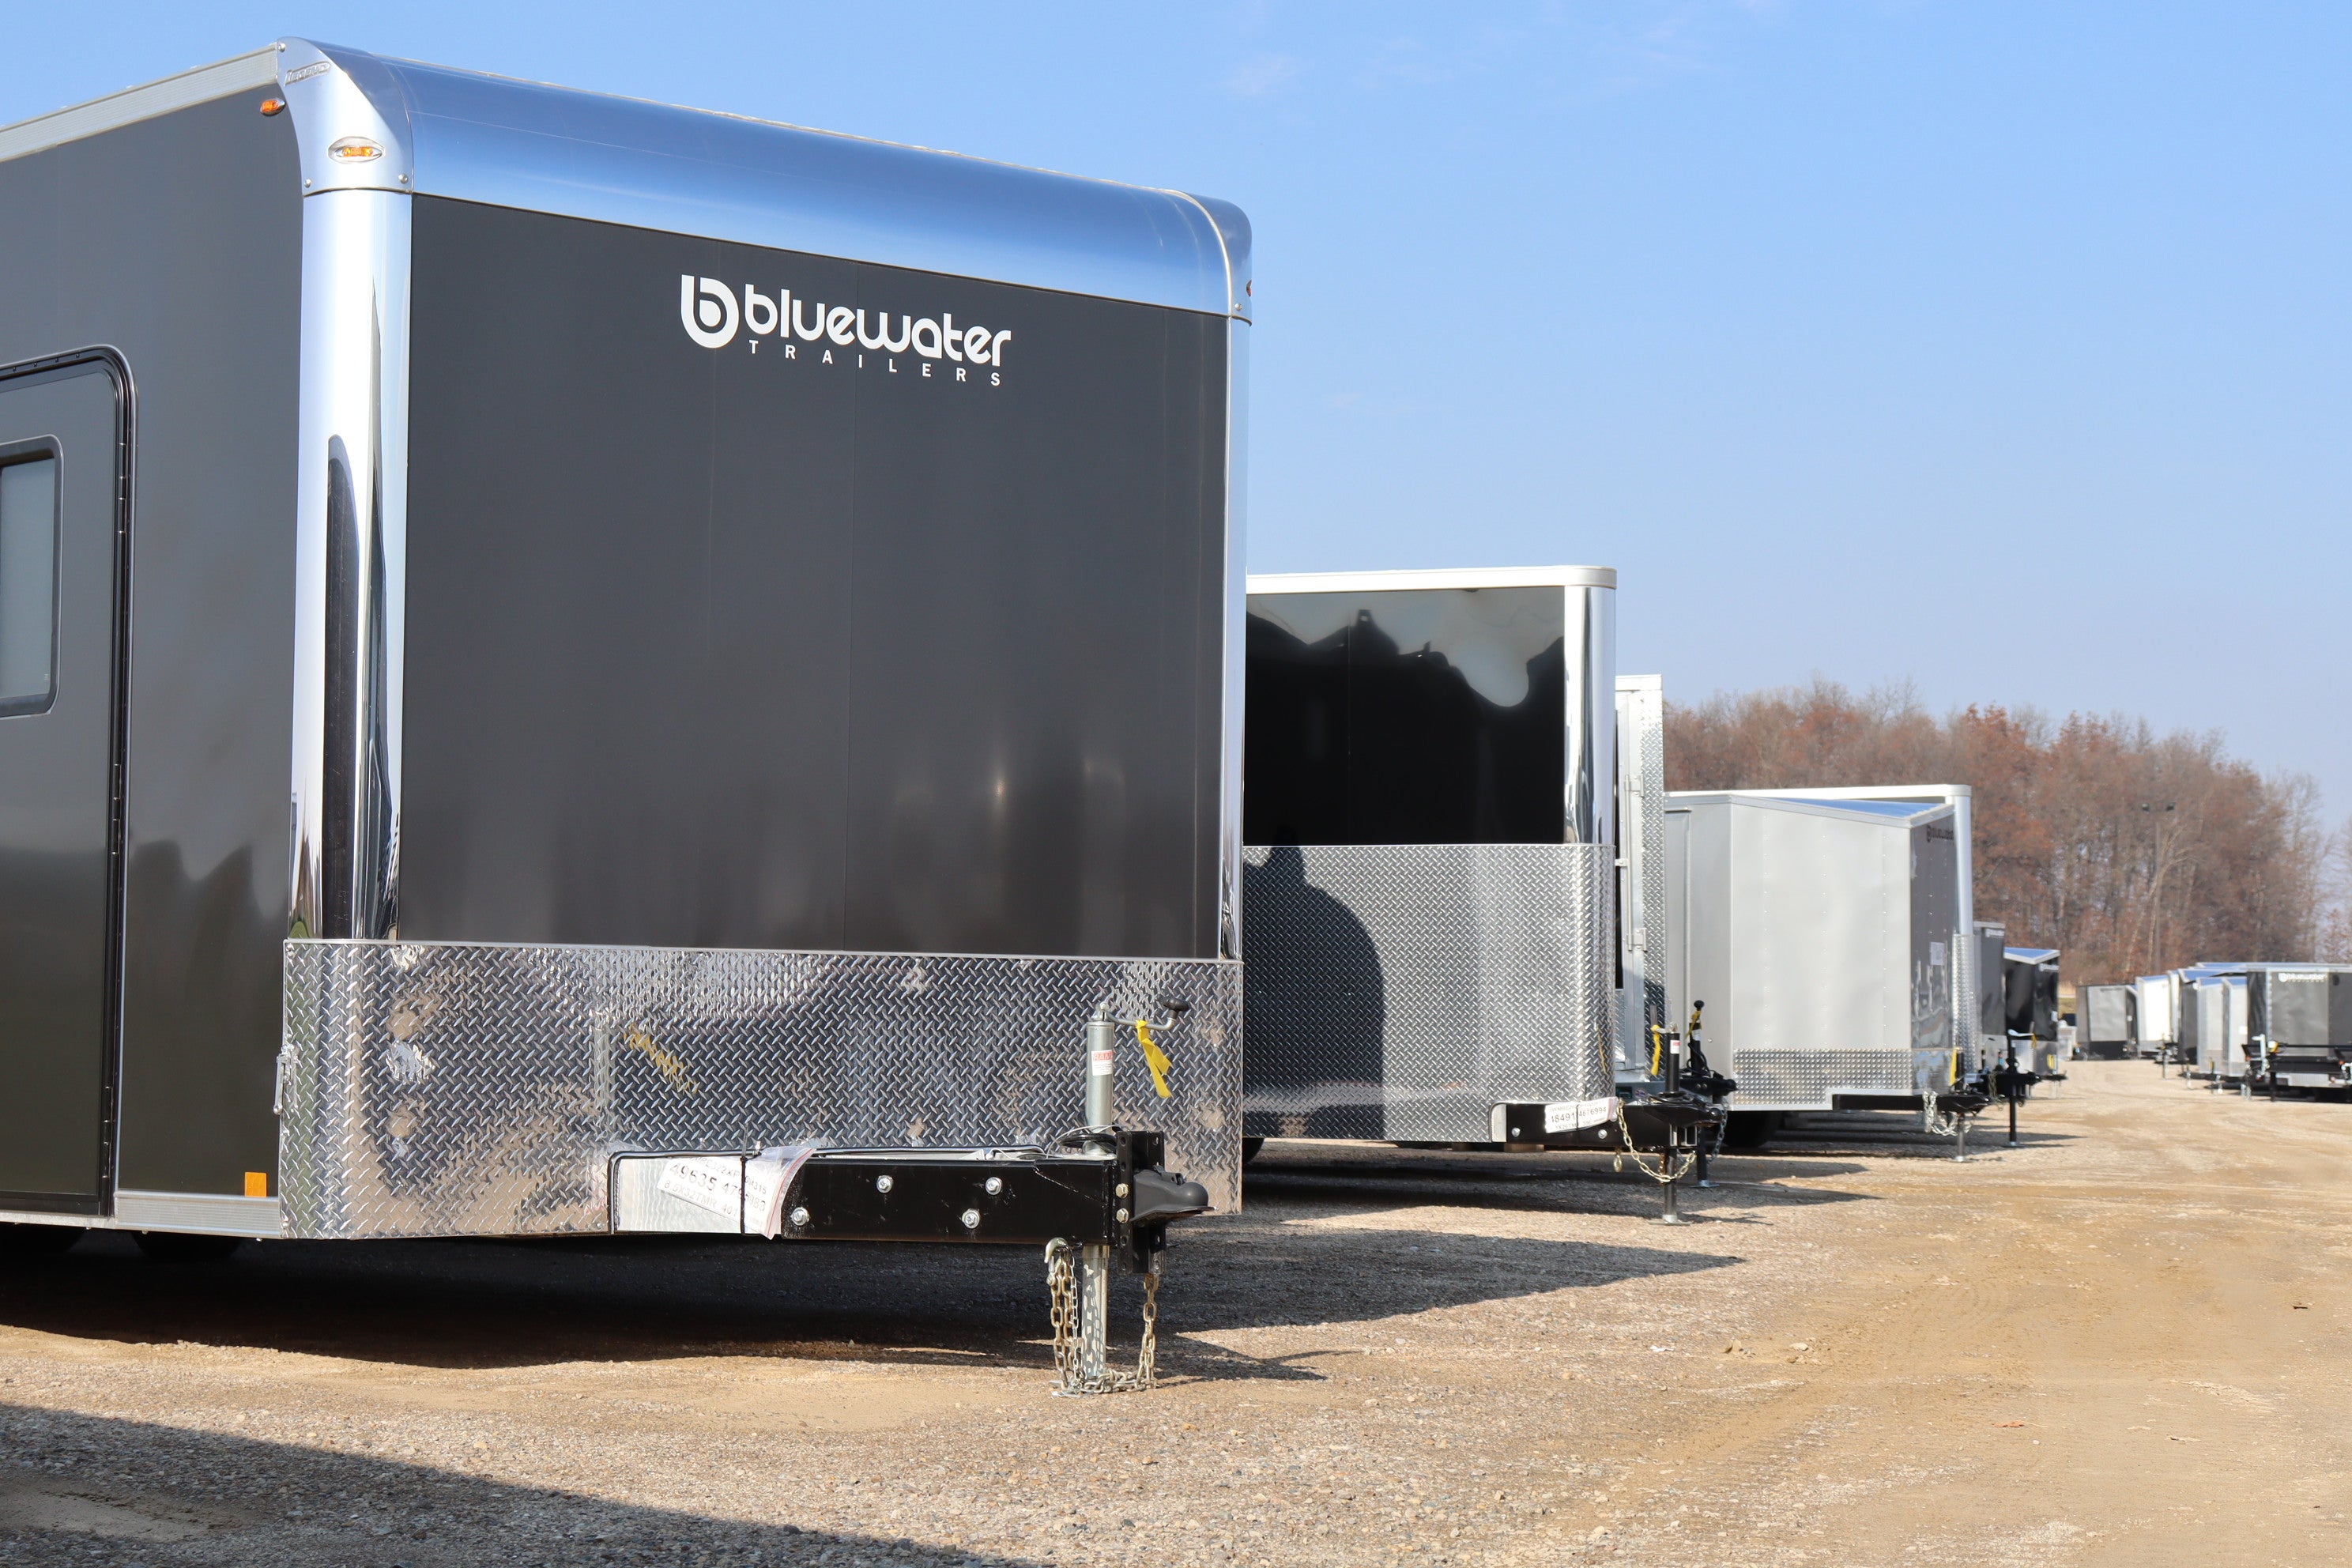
1664;791;1965;1121
2134;974;2180;1060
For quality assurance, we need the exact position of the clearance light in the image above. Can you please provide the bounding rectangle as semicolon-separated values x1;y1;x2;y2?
327;136;383;162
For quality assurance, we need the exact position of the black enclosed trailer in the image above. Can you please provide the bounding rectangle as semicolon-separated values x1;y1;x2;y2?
2003;946;2063;1084
0;42;1245;1329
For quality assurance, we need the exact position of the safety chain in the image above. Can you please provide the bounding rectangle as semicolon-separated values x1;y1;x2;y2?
1608;1101;1686;1185
1043;1238;1159;1395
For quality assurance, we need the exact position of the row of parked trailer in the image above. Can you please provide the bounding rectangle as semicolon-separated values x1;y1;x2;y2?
2078;967;2352;1092
0;42;2070;1382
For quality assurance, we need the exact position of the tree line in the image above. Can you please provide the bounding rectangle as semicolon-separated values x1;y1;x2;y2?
1663;679;2338;984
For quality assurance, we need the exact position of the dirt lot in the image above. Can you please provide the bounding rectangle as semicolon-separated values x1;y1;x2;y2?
2;1061;2348;1567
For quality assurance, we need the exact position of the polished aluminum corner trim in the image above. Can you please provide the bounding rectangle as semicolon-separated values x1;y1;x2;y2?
0;47;279;166
1569;583;1616;848
273;39;1238;318
1182;194;1253;321
1217;317;1250;958
1615;674;1667;1065
288;187;409;939
277;40;416;195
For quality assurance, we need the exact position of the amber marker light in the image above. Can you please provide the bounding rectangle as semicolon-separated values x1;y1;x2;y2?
259;97;286;116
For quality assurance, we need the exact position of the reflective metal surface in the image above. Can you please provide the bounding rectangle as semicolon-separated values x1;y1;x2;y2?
276;40;1241;319
1217;318;1249;958
288;187;408;941
1239;843;1617;1142
1614;673;1666;1067
1246;581;1600;846
279;939;1241;1238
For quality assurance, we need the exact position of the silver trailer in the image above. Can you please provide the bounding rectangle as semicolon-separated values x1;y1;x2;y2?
1241;567;1624;1148
1664;790;1964;1118
1697;785;1983;1083
2187;972;2249;1083
0;41;1244;1313
2079;982;2136;1058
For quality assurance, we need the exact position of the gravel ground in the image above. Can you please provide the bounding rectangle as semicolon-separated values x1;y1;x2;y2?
3;1061;2349;1566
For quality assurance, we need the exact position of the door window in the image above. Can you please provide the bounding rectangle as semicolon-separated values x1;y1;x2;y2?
0;450;58;715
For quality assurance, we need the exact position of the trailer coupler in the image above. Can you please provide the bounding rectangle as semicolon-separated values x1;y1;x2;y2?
610;1129;1209;1393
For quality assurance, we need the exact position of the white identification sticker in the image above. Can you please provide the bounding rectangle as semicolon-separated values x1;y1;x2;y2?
655;1157;744;1219
1543;1099;1614;1133
1929;941;1947;966
1091;1048;1116;1076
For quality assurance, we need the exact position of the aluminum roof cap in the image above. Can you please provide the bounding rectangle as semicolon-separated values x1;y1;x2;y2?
269;39;1248;318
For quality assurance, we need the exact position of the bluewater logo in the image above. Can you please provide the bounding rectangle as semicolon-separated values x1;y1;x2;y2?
677;275;1011;373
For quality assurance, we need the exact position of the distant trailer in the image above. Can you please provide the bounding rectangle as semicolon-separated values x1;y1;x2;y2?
1240;567;1625;1151
2134;974;2180;1059
2246;966;2352;1092
2001;947;2064;1087
2078;983;2136;1059
2187;972;2249;1084
0;41;1246;1279
1664;790;1963;1118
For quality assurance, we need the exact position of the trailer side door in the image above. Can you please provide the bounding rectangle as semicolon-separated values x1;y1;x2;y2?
0;356;127;1213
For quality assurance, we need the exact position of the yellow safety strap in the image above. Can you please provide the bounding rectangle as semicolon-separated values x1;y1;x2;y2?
1134;1020;1174;1099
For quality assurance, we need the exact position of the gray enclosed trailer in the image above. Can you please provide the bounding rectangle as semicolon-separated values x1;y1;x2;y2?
1665;790;1966;1120
2078;983;2135;1058
2245;965;2352;1092
1239;567;1626;1148
0;41;1245;1292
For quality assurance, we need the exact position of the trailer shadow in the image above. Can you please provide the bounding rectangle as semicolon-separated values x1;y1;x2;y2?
0;1403;1035;1566
0;1220;1740;1378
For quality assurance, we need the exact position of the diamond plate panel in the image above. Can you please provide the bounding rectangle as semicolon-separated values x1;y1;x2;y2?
280;941;1241;1238
1727;1048;1923;1110
1240;843;1615;1141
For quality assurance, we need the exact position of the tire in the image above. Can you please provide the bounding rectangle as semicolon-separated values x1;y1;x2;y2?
1240;1136;1265;1166
0;1222;85;1258
1721;1111;1783;1150
134;1231;243;1263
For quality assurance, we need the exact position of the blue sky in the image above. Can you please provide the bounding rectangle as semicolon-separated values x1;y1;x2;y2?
9;4;2349;805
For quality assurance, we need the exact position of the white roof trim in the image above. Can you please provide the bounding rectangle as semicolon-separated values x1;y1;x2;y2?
1248;565;1615;594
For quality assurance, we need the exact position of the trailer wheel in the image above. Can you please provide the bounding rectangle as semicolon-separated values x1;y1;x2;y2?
1241;1137;1265;1166
1722;1111;1783;1150
0;1222;85;1259
133;1232;243;1263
